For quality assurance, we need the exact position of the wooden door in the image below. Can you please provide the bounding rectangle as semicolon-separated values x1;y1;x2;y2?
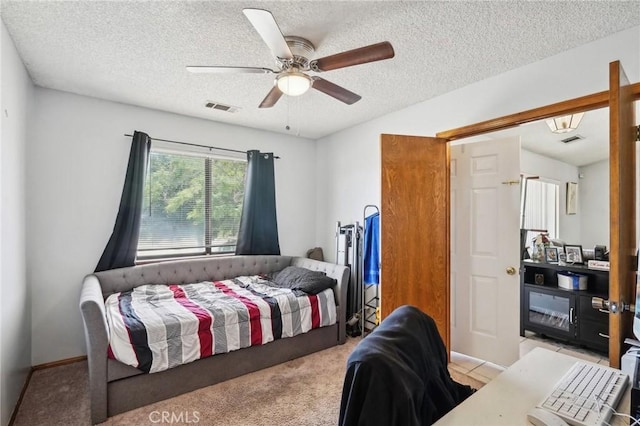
609;60;636;368
381;134;449;347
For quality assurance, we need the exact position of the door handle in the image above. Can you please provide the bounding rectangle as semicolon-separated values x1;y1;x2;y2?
592;297;636;314
592;297;609;311
506;266;517;275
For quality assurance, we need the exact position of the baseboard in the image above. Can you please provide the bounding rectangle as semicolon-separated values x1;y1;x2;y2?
9;355;87;425
32;355;87;371
8;368;33;426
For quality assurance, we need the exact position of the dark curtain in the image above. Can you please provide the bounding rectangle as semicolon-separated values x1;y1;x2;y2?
235;150;281;255
95;131;151;272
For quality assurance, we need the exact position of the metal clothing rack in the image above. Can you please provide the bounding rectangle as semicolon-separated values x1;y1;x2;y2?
336;221;363;337
361;205;380;337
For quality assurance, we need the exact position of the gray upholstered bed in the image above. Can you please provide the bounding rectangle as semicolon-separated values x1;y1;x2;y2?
80;255;349;424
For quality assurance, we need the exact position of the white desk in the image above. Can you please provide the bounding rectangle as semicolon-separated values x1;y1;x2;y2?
436;348;631;425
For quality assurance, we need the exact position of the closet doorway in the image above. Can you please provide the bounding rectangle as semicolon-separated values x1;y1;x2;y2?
449;108;611;367
380;60;638;368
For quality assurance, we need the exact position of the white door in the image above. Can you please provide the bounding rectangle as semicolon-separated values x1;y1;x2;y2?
451;137;521;367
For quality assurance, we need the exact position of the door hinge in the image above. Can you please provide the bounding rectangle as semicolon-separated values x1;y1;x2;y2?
636;125;640;142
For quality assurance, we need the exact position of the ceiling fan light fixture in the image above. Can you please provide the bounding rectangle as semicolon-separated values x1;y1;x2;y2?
276;71;311;96
546;113;585;134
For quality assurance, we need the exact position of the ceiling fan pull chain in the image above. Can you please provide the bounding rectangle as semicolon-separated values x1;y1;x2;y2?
286;95;290;131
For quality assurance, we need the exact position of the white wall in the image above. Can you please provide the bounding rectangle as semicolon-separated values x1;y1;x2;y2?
315;26;640;260
0;21;32;426
27;88;317;364
520;149;580;243
579;159;609;248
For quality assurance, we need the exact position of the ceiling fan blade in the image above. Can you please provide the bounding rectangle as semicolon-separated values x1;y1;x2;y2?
311;77;361;105
259;86;283;108
311;41;395;72
186;66;276;74
243;8;293;60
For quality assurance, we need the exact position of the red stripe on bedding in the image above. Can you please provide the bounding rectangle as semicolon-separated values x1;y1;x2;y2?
169;285;213;358
309;294;320;329
213;281;263;346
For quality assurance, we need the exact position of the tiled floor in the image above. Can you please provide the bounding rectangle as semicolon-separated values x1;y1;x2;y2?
448;331;608;385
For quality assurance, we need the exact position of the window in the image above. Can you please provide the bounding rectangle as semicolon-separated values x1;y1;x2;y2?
522;179;559;239
137;149;246;259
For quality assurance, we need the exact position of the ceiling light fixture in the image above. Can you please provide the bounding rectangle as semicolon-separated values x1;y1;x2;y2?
276;70;312;96
546;113;585;134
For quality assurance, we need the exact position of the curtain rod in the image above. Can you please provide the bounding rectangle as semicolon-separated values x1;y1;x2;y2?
123;134;280;159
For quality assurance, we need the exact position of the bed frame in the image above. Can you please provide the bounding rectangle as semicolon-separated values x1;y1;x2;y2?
80;255;349;424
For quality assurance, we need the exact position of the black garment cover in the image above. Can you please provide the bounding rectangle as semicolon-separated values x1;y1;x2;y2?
339;305;475;426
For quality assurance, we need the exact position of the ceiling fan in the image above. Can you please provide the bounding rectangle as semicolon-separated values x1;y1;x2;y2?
187;8;395;108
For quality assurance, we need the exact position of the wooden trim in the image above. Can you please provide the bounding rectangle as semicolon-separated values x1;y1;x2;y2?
437;82;640;141
630;82;640;100
607;61;636;369
32;355;87;371
8;369;33;426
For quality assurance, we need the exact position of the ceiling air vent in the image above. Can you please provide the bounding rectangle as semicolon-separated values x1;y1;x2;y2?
560;134;584;144
205;101;239;113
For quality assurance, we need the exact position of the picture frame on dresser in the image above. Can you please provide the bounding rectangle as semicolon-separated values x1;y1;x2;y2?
564;245;583;264
544;247;559;263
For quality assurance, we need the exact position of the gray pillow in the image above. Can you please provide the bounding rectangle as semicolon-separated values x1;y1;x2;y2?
269;266;336;295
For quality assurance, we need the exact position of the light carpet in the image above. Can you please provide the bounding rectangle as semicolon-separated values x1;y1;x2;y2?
14;337;484;426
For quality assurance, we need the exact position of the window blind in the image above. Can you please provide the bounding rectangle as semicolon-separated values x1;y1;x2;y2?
137;150;246;259
523;180;559;239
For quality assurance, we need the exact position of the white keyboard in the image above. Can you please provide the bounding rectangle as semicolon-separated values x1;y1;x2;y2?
535;361;629;426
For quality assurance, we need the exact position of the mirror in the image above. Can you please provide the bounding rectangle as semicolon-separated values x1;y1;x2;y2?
522;178;560;238
520;108;609;250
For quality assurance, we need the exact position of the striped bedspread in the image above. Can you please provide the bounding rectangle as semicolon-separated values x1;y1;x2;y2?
105;275;337;373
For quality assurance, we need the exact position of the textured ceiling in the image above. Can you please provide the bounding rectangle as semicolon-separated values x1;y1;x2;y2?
1;1;639;141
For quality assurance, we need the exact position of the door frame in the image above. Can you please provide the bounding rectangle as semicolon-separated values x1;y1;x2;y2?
436;82;639;141
434;69;639;366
